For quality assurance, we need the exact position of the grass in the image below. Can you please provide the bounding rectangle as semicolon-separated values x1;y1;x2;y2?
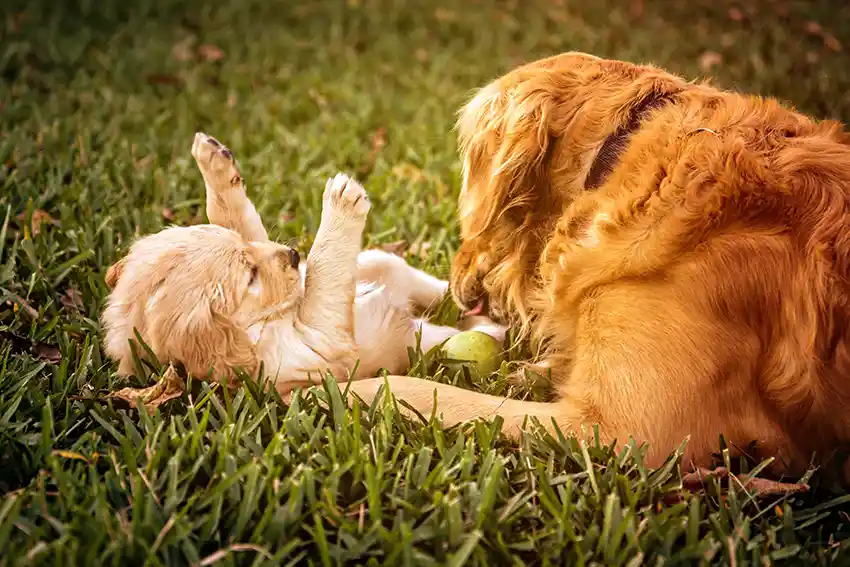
2;0;850;564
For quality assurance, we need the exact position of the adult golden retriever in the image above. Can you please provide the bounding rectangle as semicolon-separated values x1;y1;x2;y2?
346;52;850;478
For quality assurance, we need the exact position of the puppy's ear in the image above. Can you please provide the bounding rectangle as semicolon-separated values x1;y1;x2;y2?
151;284;258;386
105;257;127;288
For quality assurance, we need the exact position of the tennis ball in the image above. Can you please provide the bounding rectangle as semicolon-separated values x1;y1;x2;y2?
441;330;504;378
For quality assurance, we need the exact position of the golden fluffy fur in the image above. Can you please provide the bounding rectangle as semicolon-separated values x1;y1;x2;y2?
102;134;504;393
345;52;850;477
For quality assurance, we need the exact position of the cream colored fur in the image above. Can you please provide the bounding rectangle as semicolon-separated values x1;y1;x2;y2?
102;133;505;393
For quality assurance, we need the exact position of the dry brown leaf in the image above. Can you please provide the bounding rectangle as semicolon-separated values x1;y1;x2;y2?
107;364;185;414
434;8;458;22
680;467;809;497
147;73;183;87
33;342;61;363
10;12;24;33
17;209;57;236
198;44;225;62
60;287;84;312
380;240;408;256
824;34;842;52
804;20;822;35
171;36;196;62
727;7;743;21
629;0;644;19
359;127;389;174
370;127;388;154
698;51;723;72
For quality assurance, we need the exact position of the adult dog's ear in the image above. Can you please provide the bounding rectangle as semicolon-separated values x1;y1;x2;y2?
105;257;127;288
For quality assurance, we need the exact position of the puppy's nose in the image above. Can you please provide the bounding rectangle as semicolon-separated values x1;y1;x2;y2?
289;249;300;268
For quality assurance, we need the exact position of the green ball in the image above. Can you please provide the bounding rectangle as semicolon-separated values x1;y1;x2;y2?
441;330;504;378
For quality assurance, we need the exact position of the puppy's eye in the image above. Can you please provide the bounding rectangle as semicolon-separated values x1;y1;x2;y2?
248;266;259;285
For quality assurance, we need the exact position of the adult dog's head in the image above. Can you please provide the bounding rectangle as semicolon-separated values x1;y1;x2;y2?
102;225;301;382
450;52;693;325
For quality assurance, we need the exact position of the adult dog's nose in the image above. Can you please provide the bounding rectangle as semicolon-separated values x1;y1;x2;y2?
289;249;300;268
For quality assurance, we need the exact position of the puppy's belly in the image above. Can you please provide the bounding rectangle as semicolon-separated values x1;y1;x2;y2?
353;282;416;376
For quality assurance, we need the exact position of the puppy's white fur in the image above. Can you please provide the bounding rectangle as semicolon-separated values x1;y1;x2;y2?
102;133;504;392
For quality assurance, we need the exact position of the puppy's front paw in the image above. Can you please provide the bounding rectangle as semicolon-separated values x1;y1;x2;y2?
191;132;241;188
322;173;371;222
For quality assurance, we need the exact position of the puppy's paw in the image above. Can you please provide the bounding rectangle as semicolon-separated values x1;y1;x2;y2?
322;173;371;222
191;132;242;188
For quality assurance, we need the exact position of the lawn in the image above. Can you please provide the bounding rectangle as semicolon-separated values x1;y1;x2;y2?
2;0;850;564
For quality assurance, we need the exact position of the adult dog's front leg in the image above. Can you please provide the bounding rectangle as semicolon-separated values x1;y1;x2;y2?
345;376;584;440
191;132;269;242
295;174;370;374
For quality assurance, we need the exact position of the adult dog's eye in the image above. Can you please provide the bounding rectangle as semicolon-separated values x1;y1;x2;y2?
248;266;259;285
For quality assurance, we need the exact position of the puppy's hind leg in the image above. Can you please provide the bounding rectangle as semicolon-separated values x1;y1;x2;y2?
191;132;269;242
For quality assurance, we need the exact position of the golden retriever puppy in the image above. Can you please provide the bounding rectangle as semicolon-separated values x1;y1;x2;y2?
102;133;504;392
345;52;850;477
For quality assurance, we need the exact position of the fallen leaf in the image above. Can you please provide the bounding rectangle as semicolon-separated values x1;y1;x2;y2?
358;127;389;174
698;51;723;72
0;329;61;362
171;35;196;62
370;127;388;153
17;209;57;236
680;467;809;497
630;0;643;20
803;21;822;35
11;12;24;33
824;34;842;52
161;207;176;221
380;240;408;256
147;73;183;86
198;44;225;62
727;7;743;21
744;476;809;497
434;8;458;22
107;364;185;415
60;287;84;312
